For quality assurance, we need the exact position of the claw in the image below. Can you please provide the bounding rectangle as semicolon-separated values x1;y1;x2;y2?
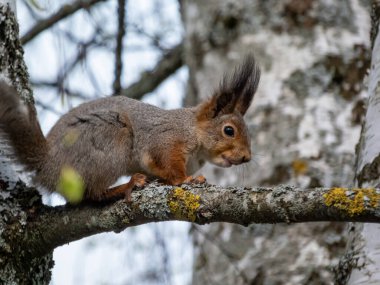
183;175;206;184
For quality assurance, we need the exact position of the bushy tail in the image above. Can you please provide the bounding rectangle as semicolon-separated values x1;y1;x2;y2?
0;81;48;171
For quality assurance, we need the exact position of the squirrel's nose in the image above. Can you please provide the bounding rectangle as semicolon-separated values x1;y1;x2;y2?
242;154;251;163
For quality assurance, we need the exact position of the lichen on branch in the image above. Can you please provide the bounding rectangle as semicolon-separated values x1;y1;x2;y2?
324;187;380;216
17;182;380;259
168;187;200;221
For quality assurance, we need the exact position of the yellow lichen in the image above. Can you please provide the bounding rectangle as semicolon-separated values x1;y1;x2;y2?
168;187;200;222
323;187;380;216
292;159;308;176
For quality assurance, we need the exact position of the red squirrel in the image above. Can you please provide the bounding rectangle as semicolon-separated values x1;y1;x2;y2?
0;55;260;202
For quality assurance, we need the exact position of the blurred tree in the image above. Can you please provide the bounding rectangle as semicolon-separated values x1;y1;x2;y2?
179;0;374;284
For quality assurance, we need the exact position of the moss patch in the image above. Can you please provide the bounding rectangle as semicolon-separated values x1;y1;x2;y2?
323;187;380;216
168;188;200;222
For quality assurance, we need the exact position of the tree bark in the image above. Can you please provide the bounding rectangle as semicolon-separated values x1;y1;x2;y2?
0;2;53;284
344;3;380;284
8;183;380;261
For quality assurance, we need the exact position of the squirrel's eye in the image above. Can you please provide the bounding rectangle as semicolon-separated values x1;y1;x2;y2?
223;126;235;137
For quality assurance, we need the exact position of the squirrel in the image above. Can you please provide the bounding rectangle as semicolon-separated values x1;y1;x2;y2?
0;55;260;203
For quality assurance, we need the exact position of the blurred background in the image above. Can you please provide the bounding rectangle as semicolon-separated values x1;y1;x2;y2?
16;0;371;284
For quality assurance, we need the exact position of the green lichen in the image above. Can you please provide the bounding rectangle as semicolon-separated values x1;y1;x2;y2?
168;187;200;222
323;187;380;216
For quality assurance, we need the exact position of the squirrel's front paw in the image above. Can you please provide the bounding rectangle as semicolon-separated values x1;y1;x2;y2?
132;173;148;188
183;175;206;185
124;173;148;202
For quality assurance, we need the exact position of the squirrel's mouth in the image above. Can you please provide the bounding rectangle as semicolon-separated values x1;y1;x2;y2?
221;155;235;167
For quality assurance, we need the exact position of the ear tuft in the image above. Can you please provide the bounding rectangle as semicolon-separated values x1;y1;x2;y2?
225;54;259;97
196;54;261;120
232;54;261;115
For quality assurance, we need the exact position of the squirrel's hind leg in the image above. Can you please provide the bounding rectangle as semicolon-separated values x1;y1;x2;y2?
101;173;147;202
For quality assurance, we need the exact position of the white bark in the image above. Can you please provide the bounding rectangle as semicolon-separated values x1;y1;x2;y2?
0;0;27;186
357;25;380;174
347;21;380;285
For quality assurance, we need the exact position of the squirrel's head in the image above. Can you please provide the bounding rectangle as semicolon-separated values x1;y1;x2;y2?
195;54;260;168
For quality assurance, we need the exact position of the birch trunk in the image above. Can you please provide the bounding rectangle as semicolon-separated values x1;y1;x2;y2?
181;0;371;283
345;5;380;284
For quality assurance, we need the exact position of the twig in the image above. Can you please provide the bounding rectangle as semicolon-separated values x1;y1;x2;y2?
32;80;92;100
35;98;63;115
120;42;183;99
21;0;107;45
113;0;127;95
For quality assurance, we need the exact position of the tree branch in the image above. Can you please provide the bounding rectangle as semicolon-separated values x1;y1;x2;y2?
112;0;127;95
23;183;380;258
21;0;107;45
120;42;184;99
31;80;92;100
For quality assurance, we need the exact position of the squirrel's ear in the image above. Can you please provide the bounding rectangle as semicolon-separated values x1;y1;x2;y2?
196;54;260;120
198;55;260;119
196;89;237;121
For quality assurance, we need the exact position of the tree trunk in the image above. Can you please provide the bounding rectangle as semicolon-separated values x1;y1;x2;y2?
181;0;371;283
0;2;53;284
345;4;380;284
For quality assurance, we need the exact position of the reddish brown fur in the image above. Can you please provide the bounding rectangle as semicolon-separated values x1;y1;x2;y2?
144;140;190;185
196;97;218;122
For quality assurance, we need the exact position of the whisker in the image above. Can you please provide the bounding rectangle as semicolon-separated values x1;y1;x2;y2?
242;164;249;183
236;165;244;185
234;163;252;185
250;158;259;167
241;165;246;183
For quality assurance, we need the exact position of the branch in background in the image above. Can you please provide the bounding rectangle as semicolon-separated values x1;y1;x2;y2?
32;42;182;103
23;183;380;258
120;42;184;99
128;22;165;50
113;0;127;95
36;32;110;97
35;98;62;115
56;29;114;95
32;80;92;100
21;0;107;45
